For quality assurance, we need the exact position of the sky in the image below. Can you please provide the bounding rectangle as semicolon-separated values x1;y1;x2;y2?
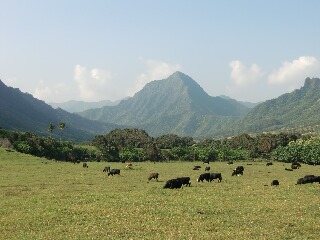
1;0;320;103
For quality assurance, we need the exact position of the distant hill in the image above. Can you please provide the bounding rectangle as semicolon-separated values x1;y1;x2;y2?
236;77;320;133
218;95;261;108
78;71;250;137
0;80;119;141
49;99;127;113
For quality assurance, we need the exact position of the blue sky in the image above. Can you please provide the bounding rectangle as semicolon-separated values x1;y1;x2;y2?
1;0;320;103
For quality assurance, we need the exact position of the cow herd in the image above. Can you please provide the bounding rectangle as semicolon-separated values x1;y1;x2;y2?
79;160;319;189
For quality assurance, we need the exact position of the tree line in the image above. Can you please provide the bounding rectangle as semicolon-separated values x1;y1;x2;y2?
1;127;319;165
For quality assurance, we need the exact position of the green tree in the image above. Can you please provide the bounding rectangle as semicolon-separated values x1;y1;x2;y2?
47;124;55;138
58;122;66;141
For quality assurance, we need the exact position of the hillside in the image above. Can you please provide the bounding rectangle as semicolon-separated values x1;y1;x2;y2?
0;80;119;141
236;77;320;133
78;71;250;137
49;99;125;113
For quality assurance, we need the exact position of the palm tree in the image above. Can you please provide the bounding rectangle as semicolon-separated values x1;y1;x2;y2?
47;124;55;138
58;122;66;141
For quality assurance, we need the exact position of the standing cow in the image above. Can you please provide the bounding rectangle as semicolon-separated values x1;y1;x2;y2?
103;166;111;172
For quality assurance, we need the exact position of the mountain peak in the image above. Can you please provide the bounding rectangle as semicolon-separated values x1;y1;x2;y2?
304;77;320;88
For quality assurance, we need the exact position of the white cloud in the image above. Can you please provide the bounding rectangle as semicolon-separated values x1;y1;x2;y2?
128;59;182;96
33;81;68;103
74;64;113;101
268;56;320;85
229;60;264;86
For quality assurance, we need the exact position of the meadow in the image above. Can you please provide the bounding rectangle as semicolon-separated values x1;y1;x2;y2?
0;147;319;240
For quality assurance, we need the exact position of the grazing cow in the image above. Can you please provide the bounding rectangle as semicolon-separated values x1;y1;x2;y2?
291;164;300;169
163;179;183;189
103;166;111;172
285;168;293;171
297;175;320;184
205;166;210;171
266;162;273;166
148;172;159;181
197;173;222;182
227;161;234;165
176;177;191;187
197;173;211;182
210;173;222;182
271;180;279;186
203;160;210;164
108;169;121;176
83;162;88;168
232;166;244;176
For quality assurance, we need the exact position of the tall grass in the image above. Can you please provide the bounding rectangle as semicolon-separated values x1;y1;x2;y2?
0;147;319;239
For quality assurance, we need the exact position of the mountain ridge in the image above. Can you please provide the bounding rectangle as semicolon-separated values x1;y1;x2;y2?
237;77;320;133
0;79;120;141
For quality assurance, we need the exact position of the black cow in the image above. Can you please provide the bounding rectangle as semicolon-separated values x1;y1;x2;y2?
83;162;88;168
205;167;210;171
227;161;234;165
103;166;111;172
176;177;191;187
108;169;121;176
197;173;211;182
197;173;222;182
163;179;183;189
193;166;201;170
297;175;320;184
203;160;210;164
148;172;159;181
210;173;222;182
266;162;273;166
232;166;244;176
271;180;279;186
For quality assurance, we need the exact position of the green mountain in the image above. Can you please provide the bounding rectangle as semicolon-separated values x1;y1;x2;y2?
236;77;320;133
0;80;119;141
48;99;126;113
218;95;260;108
78;71;250;137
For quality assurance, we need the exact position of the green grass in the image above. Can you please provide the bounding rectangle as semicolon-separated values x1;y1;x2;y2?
0;147;319;240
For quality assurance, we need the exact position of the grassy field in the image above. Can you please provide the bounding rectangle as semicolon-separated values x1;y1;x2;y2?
0;147;319;240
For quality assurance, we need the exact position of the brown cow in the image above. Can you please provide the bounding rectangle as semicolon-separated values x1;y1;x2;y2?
148;173;159;181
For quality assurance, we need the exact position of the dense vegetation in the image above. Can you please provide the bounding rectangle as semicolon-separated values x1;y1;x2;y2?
2;127;319;165
0;128;93;162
